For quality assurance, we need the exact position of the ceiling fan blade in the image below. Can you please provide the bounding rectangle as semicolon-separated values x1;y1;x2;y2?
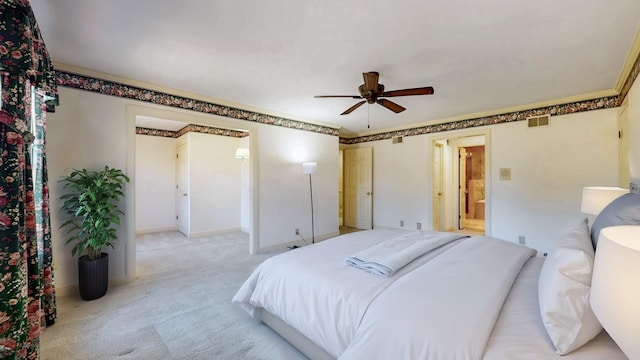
362;72;379;92
377;98;406;113
341;101;366;115
381;86;434;97
314;95;362;99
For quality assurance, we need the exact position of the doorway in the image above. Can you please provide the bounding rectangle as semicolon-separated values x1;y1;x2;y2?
459;145;485;232
126;105;259;282
432;133;489;236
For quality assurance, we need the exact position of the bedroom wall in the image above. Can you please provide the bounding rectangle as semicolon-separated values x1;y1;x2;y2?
345;108;620;253
239;136;251;232
135;134;177;233
255;124;340;250
46;86;339;291
48;88;131;291
186;131;242;236
490;108;618;252
627;75;640;184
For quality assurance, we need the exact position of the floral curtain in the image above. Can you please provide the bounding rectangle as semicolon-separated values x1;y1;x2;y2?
0;1;58;359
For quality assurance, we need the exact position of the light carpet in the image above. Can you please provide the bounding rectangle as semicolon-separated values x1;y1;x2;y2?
41;231;308;360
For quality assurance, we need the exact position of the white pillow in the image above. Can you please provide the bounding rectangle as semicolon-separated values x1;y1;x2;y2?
538;219;602;355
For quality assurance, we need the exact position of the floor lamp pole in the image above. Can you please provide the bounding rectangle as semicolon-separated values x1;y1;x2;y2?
309;174;315;244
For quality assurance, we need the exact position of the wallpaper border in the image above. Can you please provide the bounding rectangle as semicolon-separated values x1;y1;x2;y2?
339;96;620;144
56;71;340;137
136;124;249;139
56;47;640;145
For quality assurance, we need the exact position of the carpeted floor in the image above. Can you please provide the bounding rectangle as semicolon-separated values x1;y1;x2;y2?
41;231;308;360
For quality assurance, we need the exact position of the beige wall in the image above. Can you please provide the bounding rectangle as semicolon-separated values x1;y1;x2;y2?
135;134;177;233
627;75;640;185
47;87;339;292
346;108;620;253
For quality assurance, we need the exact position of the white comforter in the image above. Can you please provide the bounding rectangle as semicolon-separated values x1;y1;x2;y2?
339;236;535;359
233;229;535;359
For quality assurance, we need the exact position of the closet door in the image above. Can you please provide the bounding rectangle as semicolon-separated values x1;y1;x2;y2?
176;143;189;235
344;147;373;229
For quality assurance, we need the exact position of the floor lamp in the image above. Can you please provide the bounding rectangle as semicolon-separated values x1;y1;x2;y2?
302;162;317;244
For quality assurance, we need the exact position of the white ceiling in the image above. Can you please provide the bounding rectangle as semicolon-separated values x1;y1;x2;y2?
30;1;640;136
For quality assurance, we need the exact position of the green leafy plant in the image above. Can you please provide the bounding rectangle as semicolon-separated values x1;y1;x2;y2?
59;166;130;260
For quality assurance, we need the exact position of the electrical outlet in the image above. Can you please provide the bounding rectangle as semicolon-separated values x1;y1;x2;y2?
295;228;299;236
518;236;525;245
416;222;422;230
400;220;404;227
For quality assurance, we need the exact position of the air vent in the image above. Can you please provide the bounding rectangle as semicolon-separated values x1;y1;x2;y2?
527;114;550;127
392;136;403;144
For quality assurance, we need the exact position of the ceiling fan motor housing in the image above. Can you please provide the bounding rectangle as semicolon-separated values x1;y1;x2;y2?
358;84;385;103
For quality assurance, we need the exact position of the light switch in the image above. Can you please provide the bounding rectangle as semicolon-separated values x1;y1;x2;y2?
500;168;511;181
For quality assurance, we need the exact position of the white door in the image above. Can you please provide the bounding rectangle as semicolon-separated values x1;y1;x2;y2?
433;143;444;231
176;143;189;235
344;147;373;229
458;147;467;230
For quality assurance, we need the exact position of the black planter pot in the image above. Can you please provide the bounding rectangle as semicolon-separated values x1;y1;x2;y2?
78;253;109;301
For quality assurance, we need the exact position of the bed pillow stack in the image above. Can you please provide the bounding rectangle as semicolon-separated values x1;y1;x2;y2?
538;218;602;355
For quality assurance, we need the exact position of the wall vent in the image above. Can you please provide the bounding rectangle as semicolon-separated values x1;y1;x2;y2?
527;114;550;127
392;136;403;144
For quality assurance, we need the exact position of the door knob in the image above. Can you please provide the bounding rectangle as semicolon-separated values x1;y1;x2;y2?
366;192;371;195
183;193;187;196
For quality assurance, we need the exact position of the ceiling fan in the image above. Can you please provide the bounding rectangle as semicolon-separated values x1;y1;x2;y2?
314;71;434;115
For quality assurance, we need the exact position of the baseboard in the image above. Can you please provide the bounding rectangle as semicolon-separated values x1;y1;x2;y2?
135;226;178;235
189;227;241;238
258;230;341;253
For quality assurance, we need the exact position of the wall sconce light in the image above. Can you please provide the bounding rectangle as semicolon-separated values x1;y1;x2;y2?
235;148;249;160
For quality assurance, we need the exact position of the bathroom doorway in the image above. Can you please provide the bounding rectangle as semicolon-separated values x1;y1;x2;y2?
459;145;485;233
432;132;489;236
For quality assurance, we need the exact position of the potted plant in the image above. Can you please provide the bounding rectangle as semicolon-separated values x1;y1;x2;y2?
59;166;130;300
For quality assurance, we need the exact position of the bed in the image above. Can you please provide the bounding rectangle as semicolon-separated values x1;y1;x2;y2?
233;216;632;359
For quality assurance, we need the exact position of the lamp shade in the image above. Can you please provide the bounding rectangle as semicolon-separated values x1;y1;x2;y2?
235;148;249;159
302;162;317;175
590;225;640;359
580;187;628;215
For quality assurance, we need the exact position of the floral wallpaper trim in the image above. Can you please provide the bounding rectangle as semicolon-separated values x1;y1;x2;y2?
136;124;249;139
56;52;639;146
339;96;620;145
136;127;175;138
56;71;339;137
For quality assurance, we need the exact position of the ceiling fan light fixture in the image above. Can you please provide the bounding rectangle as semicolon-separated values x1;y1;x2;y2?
315;71;434;115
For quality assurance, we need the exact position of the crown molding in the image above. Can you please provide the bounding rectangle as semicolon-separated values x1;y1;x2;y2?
615;26;640;92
